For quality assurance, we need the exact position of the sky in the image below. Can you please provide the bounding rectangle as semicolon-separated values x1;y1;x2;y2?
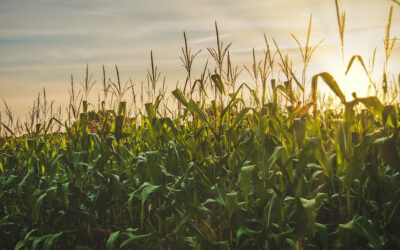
0;0;399;118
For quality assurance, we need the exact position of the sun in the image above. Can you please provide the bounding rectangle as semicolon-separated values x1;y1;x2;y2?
343;64;371;99
329;60;372;100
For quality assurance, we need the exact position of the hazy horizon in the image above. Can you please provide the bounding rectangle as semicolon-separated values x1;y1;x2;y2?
1;0;399;118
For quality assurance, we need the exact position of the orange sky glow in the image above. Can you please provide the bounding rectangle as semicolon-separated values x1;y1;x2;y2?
0;0;399;118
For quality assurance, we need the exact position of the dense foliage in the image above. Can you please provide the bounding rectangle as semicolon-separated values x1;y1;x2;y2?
1;73;400;249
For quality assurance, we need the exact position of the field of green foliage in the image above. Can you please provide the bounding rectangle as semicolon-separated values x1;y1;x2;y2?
1;4;400;249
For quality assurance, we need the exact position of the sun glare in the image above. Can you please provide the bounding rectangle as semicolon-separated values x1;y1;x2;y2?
342;64;371;99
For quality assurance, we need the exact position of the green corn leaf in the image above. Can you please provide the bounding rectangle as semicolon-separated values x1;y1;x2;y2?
106;231;120;250
266;146;283;171
172;88;188;107
32;235;49;250
272;227;295;247
276;85;294;103
1;122;16;137
312;72;346;106
90;133;102;150
315;223;328;250
33;192;47;219
231;108;250;128
345;55;369;77
153;94;163;110
210;184;226;206
301;137;332;178
339;216;383;249
192;79;208;97
169;215;190;236
44;117;65;136
49;154;63;169
15;229;38;250
140;183;160;227
382;105;397;127
293;118;306;146
250;89;261;107
211;74;225;94
157;118;179;136
213;241;230;250
145;103;156;121
238;164;255;196
79;113;88;131
120;233;152;248
355;96;384;119
188;99;209;124
288;68;304;92
266;191;277;228
14;239;26;250
236;227;261;248
226;191;238;217
220;93;242;120
311;75;318;112
187;100;219;138
43;232;63;250
296;197;317;235
118;101;127;116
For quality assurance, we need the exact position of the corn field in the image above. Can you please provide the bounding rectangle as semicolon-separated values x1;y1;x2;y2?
1;4;400;250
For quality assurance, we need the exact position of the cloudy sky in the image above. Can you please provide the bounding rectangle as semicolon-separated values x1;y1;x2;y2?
0;0;399;117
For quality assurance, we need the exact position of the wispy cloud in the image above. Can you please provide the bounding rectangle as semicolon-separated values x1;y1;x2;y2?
190;33;231;44
0;28;87;37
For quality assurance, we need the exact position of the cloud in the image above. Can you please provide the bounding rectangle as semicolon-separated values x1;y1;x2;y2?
190;33;231;44
0;28;86;37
